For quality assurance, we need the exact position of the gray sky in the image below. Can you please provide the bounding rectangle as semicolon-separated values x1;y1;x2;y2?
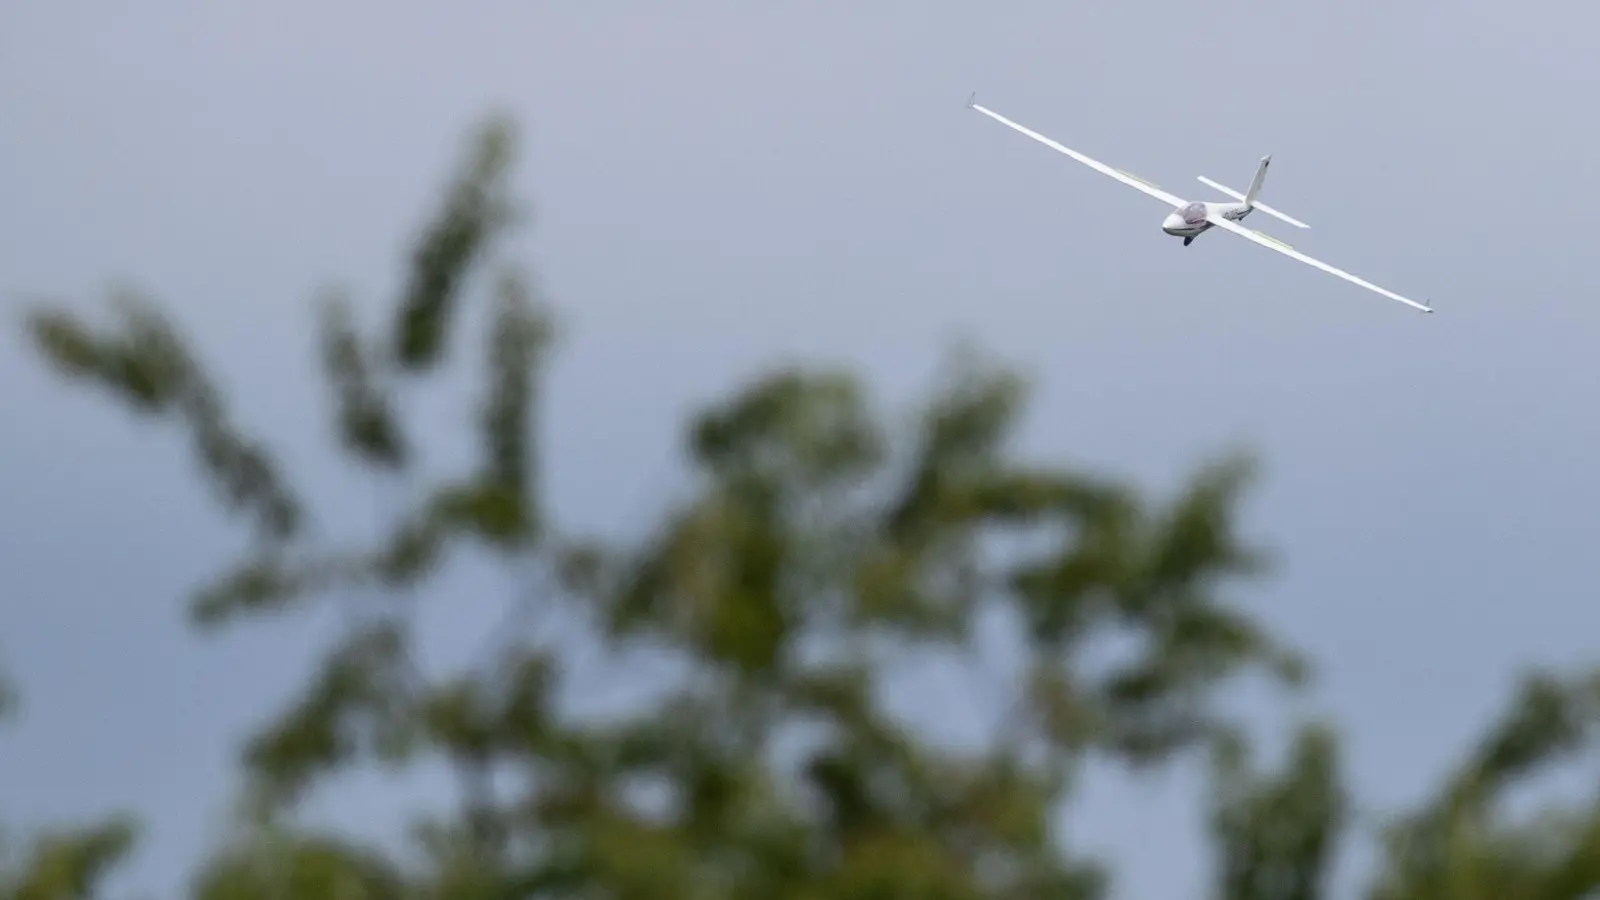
5;0;1600;896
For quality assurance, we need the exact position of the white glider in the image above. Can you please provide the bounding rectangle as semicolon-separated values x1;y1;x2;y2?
966;94;1432;314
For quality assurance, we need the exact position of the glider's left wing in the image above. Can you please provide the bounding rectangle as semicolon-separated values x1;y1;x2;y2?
1204;212;1433;313
968;96;1187;208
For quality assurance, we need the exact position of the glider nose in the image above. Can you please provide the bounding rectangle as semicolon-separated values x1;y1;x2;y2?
1162;212;1185;233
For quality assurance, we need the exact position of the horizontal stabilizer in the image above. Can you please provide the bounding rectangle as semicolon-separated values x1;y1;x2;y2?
1197;175;1310;228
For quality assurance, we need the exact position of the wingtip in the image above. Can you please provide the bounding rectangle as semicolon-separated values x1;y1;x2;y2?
966;91;977;109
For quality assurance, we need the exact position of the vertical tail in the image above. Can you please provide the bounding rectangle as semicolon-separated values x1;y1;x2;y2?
1243;155;1271;208
1196;159;1309;228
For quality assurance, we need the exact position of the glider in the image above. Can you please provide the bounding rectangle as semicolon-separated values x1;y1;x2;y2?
967;94;1432;314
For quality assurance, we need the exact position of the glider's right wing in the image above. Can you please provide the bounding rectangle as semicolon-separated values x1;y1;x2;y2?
967;95;1187;208
1204;212;1433;313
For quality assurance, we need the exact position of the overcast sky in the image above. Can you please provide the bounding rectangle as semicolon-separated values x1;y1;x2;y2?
4;1;1600;896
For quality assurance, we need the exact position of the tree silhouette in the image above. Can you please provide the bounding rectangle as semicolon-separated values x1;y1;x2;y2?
9;114;1599;900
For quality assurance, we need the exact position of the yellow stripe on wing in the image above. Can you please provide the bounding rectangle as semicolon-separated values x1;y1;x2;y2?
1250;228;1294;251
1113;168;1164;191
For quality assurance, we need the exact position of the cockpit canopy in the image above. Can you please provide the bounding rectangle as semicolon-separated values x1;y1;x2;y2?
1178;201;1208;225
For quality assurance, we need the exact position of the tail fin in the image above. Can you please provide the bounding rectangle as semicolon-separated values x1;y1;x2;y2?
1244;155;1270;207
1196;157;1310;229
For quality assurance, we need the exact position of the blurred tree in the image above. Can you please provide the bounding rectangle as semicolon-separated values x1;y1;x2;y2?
1199;666;1600;900
0;673;138;900
1207;722;1346;900
1363;669;1600;900
0;815;138;900
13;114;1599;900
0;669;14;722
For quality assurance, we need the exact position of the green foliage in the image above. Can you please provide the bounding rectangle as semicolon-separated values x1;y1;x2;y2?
10;111;1600;899
191;829;404;900
0;817;136;900
319;289;406;470
0;668;138;900
394;114;519;371
1209;723;1346;900
0;668;14;723
26;291;301;543
1366;668;1600;900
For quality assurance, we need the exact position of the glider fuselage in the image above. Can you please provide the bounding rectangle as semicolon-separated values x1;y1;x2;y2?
1161;200;1252;239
